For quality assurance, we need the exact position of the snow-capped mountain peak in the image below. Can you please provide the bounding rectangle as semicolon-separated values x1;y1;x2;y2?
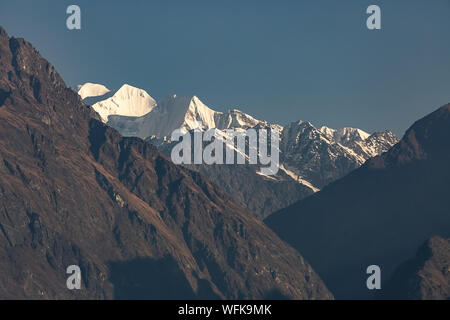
151;94;217;133
184;95;217;130
335;127;370;143
320;126;370;143
106;94;216;138
113;84;152;101
282;122;399;189
214;109;261;130
91;84;157;123
319;126;336;139
77;82;110;100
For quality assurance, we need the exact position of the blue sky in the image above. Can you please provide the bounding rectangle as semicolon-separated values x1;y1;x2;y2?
1;0;449;135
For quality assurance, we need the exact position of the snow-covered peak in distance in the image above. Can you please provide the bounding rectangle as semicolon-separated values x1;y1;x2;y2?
91;84;157;123
107;93;270;139
178;95;217;131
145;94;217;134
281;122;399;189
320;126;370;143
81;82;271;138
214;109;260;130
319;126;336;140
109;94;227;138
77;82;110;100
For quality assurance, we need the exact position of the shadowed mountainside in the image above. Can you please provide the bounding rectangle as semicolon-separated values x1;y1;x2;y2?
266;103;450;299
0;26;332;300
383;236;450;300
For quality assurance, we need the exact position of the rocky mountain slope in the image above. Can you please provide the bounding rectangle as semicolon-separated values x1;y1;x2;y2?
0;26;332;300
383;236;450;300
280;121;398;189
266;103;450;299
148;139;316;219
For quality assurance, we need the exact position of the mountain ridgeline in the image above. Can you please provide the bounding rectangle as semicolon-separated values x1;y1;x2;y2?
266;103;450;299
78;83;399;218
0;26;332;299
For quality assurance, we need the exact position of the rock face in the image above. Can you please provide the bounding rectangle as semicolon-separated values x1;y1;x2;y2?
266;104;450;299
147;134;315;219
280;121;398;189
0;26;332;300
384;236;450;300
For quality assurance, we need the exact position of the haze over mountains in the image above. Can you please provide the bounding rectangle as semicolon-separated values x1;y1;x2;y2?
77;83;399;217
0;26;332;299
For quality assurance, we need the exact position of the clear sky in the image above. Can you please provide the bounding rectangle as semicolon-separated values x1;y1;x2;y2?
1;0;449;135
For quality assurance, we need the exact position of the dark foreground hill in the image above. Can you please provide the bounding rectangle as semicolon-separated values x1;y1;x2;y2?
0;26;332;299
266;103;450;299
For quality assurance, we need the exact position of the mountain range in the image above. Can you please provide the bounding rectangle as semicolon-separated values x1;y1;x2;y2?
77;83;399;217
266;103;450;299
2;23;448;300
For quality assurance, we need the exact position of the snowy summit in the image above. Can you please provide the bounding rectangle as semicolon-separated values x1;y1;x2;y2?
91;84;157;123
77;82;110;100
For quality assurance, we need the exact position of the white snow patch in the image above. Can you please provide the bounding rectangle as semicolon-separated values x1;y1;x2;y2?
279;164;320;193
77;83;110;100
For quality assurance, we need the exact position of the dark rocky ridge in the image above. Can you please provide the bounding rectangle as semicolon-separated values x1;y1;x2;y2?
266;103;450;299
0;26;332;299
147;135;315;219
